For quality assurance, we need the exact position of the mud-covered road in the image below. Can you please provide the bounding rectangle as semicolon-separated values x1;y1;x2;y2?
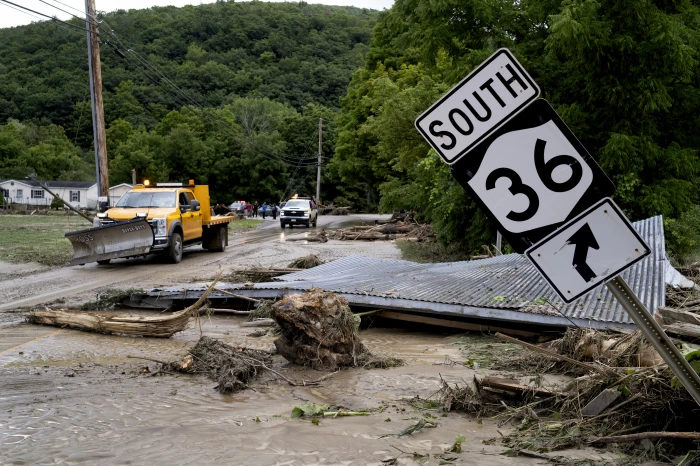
0;214;395;317
0;215;619;465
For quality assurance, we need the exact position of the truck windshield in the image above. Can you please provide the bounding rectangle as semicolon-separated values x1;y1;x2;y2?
116;192;176;208
284;200;309;209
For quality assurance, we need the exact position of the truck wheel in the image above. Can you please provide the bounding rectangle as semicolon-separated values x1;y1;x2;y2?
168;231;183;263
210;225;226;252
312;216;317;228
97;259;111;265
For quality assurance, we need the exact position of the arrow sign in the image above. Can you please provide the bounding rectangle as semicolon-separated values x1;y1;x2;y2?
526;198;650;303
566;223;599;282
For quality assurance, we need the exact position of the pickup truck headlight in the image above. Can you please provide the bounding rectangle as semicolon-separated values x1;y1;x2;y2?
303;211;310;217
280;211;285;217
154;218;167;236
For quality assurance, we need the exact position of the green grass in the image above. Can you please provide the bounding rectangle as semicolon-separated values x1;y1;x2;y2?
395;240;472;263
228;219;263;231
0;214;93;266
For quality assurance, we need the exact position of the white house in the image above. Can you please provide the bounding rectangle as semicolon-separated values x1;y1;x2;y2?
0;180;133;210
108;183;133;206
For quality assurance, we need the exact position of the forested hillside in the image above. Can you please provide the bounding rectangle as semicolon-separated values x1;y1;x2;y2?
329;0;700;260
0;1;377;203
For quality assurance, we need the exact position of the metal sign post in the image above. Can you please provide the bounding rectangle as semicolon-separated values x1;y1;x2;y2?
606;275;700;405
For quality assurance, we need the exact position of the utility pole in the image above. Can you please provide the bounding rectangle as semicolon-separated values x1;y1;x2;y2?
316;118;322;205
131;168;136;185
85;0;109;202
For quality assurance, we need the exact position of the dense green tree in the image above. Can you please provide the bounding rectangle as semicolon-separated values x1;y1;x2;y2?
331;0;700;254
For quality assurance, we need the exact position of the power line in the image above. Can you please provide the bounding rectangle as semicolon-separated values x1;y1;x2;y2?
0;0;94;34
0;2;43;21
44;0;87;17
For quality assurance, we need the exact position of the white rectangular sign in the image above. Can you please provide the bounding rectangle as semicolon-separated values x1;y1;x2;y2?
414;48;539;164
525;198;650;303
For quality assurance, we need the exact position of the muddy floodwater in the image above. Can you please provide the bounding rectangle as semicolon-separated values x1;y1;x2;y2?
0;316;617;465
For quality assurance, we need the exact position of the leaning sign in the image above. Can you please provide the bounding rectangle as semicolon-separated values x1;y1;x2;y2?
526;198;650;303
414;48;700;405
415;49;540;164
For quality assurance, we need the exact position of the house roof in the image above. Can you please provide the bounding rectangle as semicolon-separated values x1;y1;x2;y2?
0;180;96;189
146;215;667;330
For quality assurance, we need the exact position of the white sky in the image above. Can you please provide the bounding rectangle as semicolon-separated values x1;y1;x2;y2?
0;0;394;29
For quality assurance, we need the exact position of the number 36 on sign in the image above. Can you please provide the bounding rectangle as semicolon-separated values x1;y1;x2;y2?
451;99;615;252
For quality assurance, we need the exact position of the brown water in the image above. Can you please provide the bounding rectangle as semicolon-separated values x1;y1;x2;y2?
0;318;610;465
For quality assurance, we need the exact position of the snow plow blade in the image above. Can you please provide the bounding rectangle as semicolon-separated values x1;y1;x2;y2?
66;219;155;265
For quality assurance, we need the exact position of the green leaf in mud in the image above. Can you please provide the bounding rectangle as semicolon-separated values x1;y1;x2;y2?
254;416;261;422
671;349;700;388
476;418;483;425
447;434;466;453
291;402;328;418
385;418;391;422
312;418;319;425
617;384;632;396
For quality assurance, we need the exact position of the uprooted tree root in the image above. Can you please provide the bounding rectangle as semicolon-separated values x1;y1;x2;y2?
271;289;403;370
439;330;700;460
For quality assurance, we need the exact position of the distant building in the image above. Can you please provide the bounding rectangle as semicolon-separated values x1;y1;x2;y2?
0;180;132;209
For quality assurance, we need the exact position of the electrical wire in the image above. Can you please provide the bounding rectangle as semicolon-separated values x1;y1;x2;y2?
0;1;44;21
43;0;88;17
0;0;94;34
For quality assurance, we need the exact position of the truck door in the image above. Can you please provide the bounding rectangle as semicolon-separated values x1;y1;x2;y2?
179;191;202;241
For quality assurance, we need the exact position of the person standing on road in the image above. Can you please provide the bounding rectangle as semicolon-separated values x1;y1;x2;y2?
272;204;278;220
246;202;252;217
261;202;268;219
253;202;259;218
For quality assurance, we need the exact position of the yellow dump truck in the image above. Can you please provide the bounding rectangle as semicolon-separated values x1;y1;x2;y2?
66;181;234;265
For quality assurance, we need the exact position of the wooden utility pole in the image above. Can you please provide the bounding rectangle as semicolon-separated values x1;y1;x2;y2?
85;0;109;201
316;118;322;205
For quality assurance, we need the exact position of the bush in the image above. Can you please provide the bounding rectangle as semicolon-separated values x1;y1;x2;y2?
50;196;63;210
666;205;700;265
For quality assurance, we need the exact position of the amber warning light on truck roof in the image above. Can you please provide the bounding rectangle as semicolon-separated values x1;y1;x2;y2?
144;179;150;187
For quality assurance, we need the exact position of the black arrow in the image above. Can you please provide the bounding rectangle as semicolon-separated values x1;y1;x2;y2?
566;223;599;282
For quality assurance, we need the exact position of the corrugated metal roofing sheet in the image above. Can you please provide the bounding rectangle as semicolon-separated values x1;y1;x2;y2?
148;215;665;329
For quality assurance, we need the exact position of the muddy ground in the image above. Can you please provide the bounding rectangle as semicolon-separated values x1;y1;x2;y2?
0;216;638;465
0;316;626;465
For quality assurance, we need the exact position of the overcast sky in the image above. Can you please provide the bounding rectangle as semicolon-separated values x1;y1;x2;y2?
0;0;394;29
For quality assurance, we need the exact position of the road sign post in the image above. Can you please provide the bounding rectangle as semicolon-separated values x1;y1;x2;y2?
606;275;700;406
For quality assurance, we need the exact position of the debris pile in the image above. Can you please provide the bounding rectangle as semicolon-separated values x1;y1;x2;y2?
29;281;216;337
185;336;272;394
271;289;367;369
319;204;350;215
662;269;700;341
327;212;434;242
284;230;328;243
439;329;700;458
227;266;301;282
288;254;325;269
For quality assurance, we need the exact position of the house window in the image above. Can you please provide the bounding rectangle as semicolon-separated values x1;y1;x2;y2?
70;191;80;202
16;189;23;199
31;189;44;199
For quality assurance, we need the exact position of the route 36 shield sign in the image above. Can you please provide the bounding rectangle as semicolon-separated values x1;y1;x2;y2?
450;99;615;252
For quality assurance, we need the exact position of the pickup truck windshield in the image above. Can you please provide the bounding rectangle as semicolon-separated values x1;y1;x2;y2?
116;192;176;208
284;200;310;209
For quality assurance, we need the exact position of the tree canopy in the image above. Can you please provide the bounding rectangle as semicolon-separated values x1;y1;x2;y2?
0;1;377;204
330;0;700;254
